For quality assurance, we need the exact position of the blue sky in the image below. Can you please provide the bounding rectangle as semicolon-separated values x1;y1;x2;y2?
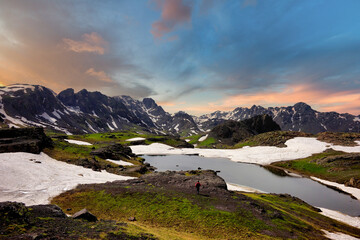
0;0;360;115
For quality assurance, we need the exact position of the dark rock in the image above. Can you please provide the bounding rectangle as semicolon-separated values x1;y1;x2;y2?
72;208;97;222
209;114;280;145
243;114;281;134
174;140;194;148
0;127;53;154
75;158;102;171
128;140;146;145
91;143;135;160
126;165;148;174
140;170;228;193
30;204;67;218
0;202;30;225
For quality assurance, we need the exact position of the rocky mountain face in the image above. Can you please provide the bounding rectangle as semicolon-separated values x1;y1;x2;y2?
196;102;360;134
209;114;281;145
0;84;147;134
0;84;202;135
1;84;360;135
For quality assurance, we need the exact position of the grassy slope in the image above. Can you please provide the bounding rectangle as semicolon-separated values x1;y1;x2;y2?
272;149;360;185
43;131;192;177
52;182;360;240
40;130;360;239
67;131;187;147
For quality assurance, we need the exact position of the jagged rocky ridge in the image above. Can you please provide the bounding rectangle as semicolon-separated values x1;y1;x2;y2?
1;84;360;135
195;102;360;134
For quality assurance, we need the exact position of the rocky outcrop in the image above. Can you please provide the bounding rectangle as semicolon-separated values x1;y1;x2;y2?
72;208;97;222
0;127;53;154
91;143;135;160
139;170;228;194
0;201;157;239
209;114;281;145
242;114;281;134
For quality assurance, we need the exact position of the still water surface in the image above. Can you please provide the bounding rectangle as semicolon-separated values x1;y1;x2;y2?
144;154;360;216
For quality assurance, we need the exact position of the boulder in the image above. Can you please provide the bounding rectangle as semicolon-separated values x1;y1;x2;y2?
91;143;135;160
0;202;29;225
0;127;53;154
30;204;67;218
72;208;97;222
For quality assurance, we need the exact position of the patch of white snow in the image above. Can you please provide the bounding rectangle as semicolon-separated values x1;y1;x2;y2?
39;112;57;123
227;183;265;193
126;137;146;142
322;230;359;240
106;159;134;166
198;134;208;142
311;177;360;201
319;208;360;229
107;122;114;131
0;152;133;205
64;139;92;146
52;110;61;119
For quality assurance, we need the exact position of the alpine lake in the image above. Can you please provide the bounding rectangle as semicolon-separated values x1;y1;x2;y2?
143;154;360;217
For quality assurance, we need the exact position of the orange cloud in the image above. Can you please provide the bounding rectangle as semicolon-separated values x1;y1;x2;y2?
170;84;360;116
222;84;360;114
62;32;107;55
151;0;191;39
157;101;176;106
85;68;113;83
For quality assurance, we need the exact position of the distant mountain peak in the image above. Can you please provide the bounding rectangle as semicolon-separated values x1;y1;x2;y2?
1;84;359;135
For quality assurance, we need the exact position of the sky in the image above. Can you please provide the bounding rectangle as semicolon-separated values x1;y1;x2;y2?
0;0;360;116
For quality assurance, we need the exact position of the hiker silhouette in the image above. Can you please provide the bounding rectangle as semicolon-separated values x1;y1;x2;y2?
195;181;201;194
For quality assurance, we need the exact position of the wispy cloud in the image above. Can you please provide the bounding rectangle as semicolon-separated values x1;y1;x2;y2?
85;68;113;83
62;32;107;55
151;0;192;39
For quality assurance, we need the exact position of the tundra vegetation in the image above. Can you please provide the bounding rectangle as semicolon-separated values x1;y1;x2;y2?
2;129;360;239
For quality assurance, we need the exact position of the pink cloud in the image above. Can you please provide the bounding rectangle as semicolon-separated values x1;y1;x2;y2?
62;32;107;55
85;68;113;83
151;0;191;39
171;84;360;116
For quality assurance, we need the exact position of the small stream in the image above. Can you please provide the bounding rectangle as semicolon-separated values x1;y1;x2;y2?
144;154;360;217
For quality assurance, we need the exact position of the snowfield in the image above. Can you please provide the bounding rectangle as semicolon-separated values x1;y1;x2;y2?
106;159;134;166
131;137;360;165
319;208;360;229
64;139;92;145
311;177;360;202
322;230;360;240
0;152;134;205
198;134;208;142
226;183;265;193
126;137;146;141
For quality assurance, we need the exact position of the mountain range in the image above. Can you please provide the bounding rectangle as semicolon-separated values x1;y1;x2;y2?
0;84;359;135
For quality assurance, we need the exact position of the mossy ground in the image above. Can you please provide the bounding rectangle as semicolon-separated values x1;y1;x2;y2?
43;131;190;177
272;149;360;185
51;175;360;240
67;131;188;147
1;206;157;240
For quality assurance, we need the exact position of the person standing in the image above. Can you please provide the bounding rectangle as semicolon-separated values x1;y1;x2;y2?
195;181;201;195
